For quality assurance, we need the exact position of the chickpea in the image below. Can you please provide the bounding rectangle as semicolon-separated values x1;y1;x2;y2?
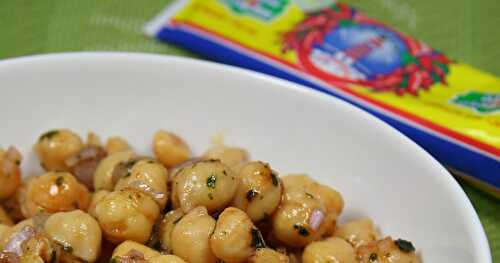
44;210;102;262
0;205;13;226
20;172;90;218
302;237;357;263
157;208;185;253
231;162;283;222
174;160;238;213
94;188;160;244
203;145;248;170
0;224;11;242
3;193;25;222
86;131;102;147
112;240;187;263
150;255;187;263
106;136;131;154
357;237;421;263
19;232;55;263
272;175;335;247
211;207;259;262
34;129;84;171
170;206;217;263
112;240;161;260
335;218;379;248
88;190;110;218
94;151;134;191
0;146;22;200
283;175;343;216
248;248;290;263
0;218;33;250
114;159;169;208
153;130;191;168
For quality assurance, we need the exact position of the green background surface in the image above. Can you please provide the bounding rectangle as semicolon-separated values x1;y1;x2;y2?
0;0;499;261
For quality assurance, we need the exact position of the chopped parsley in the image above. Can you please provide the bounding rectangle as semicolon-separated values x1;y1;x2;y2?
369;253;378;262
246;189;259;201
55;176;64;186
39;130;59;141
293;224;309;236
270;172;279;186
251;228;266;249
394;239;415;253
207;175;217;189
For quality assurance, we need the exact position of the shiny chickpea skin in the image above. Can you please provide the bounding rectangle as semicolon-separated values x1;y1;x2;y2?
284;174;343;216
0;205;13;226
44;210;102;262
114;159;169;208
112;240;161;260
248;248;290;263
105;136;131;154
170;206;217;263
112;240;187;263
34;129;84;171
157;209;185;253
203;145;248;170
357;237;421;263
153;130;191;168
20;172;90;218
150;255;187;263
174;160;238;213
0;147;22;200
0;219;32;250
94;151;135;191
88;190;110;218
281;175;342;236
302;237;357;263
94;188;160;244
272;176;334;247
211;207;259;263
231;161;283;222
335;218;379;248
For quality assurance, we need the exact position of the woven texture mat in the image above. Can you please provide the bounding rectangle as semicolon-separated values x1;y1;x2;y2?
1;1;498;261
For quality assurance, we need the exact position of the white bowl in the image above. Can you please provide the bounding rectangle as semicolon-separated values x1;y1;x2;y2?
0;53;491;262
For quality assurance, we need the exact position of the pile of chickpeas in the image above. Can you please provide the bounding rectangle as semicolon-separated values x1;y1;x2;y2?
0;129;422;263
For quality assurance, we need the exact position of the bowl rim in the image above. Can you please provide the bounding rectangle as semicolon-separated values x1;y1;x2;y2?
0;52;492;262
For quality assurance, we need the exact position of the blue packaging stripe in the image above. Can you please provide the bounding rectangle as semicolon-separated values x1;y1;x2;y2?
156;26;500;189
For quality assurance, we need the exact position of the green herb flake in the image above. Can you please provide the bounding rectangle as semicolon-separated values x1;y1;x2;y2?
207;175;217;189
55;176;64;186
246;189;259;201
270;172;279;186
369;253;378;262
39;130;59;141
62;244;73;254
251;228;266;249
394;239;415;253
293;224;309;236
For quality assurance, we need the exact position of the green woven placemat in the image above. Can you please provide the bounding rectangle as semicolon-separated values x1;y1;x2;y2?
0;1;499;261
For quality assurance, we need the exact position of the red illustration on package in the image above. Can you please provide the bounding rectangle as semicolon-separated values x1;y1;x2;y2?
283;3;452;95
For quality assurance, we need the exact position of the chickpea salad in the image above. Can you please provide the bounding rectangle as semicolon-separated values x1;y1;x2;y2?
0;129;422;263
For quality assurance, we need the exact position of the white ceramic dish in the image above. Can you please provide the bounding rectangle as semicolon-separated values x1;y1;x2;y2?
0;53;491;262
